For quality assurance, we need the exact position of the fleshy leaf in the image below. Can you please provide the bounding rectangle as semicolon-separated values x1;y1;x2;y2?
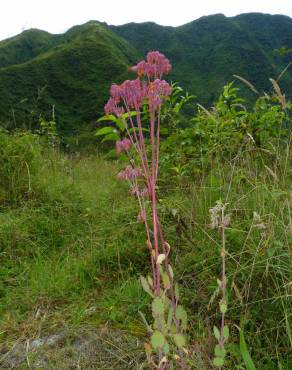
162;271;171;289
151;330;165;349
140;276;153;297
213;326;220;340
213;357;225;367
167;307;174;329
162;341;170;355
168;264;174;279
152;297;164;317
220;302;227;314
223;325;230;340
174;283;180;301
215;344;226;358
173;333;186;348
175;306;187;330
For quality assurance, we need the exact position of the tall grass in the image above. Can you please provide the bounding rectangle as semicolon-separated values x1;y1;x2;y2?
0;101;291;368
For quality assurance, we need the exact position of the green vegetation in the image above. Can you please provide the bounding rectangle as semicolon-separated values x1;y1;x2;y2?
0;13;292;137
112;13;292;105
0;22;139;135
0;69;291;368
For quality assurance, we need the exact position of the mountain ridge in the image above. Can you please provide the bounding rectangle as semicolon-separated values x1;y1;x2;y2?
0;13;291;135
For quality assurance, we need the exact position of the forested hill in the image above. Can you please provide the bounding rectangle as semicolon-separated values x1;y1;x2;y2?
0;22;139;134
111;13;292;103
0;13;291;135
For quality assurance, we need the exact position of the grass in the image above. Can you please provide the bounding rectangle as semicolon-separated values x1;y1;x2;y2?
0;130;291;368
0;143;152;368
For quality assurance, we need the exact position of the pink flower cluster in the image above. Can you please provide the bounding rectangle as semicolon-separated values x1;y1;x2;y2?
115;138;131;155
131;51;172;79
117;166;142;181
104;98;125;117
104;51;172;115
104;78;172;114
130;186;150;198
148;79;172;108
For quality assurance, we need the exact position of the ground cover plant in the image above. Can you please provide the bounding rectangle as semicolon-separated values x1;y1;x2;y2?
0;51;291;369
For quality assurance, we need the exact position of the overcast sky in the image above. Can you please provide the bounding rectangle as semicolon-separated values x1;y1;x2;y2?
1;0;292;41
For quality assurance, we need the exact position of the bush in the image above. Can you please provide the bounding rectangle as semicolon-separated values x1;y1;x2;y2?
0;130;42;206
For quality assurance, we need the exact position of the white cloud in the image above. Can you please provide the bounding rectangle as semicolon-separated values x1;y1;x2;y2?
0;0;291;40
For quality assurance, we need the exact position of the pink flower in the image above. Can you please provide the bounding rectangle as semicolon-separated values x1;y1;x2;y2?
140;187;150;198
130;186;150;198
131;51;172;79
115;138;132;155
110;84;122;101
146;51;172;77
120;79;146;109
104;97;124;116
148;79;172;108
117;166;142;181
130;186;140;196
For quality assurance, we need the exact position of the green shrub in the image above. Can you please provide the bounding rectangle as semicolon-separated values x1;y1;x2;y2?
0;130;41;205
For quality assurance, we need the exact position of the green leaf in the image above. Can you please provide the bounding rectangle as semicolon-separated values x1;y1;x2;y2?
122;111;137;119
104;149;117;159
174;283;180;301
237;326;256;370
151;330;165;349
160;127;169;135
161;271;170;289
138;311;152;333
128;127;149;134
96;126;115;136
220;302;227;314
167;307;174;329
152;297;164;317
214;344;226;358
170;323;177;334
97;114;117;122
213;326;220;340
213;357;225;367
223;325;229;340
147;276;153;289
176;306;187;321
101;133;120;143
162;340;170;355
168;264;174;279
173;333;186;348
116;118;127;132
175;305;188;330
140;276;153;297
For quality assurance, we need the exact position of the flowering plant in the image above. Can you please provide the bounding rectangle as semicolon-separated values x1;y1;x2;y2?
98;51;188;369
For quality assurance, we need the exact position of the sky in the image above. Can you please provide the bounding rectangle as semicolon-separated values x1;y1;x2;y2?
1;0;292;41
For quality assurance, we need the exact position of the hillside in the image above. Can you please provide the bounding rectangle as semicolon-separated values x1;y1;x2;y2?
0;13;292;135
112;13;292;104
0;22;139;134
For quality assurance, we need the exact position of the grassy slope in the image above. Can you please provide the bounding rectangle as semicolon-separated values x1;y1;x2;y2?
0;132;291;369
0;23;139;134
